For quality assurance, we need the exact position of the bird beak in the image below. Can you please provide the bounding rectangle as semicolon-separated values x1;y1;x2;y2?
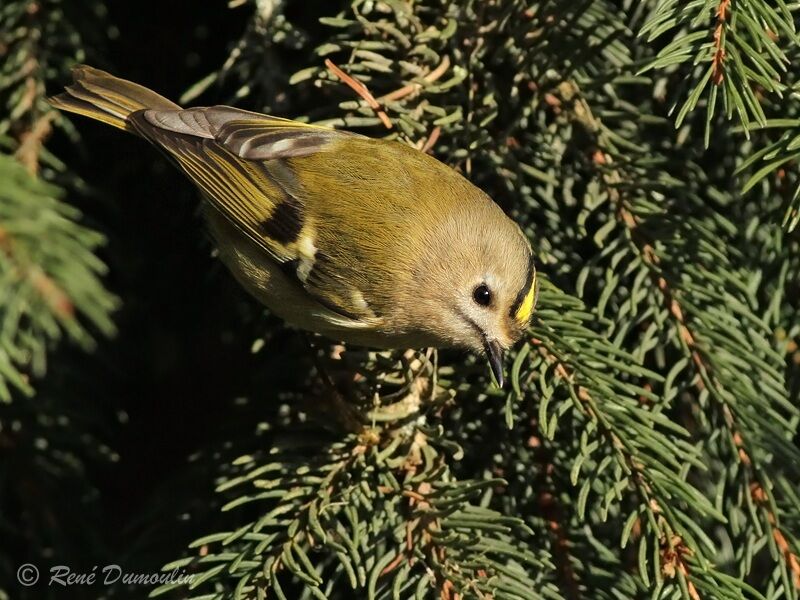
484;339;505;388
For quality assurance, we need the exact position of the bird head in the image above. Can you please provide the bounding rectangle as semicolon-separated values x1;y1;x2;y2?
406;196;538;387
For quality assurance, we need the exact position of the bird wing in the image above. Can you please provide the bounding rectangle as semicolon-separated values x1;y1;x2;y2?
128;106;379;325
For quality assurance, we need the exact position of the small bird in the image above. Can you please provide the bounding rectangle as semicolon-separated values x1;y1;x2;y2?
52;66;538;387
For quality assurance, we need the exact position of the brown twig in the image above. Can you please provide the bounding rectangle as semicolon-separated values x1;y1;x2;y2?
712;0;731;86
420;126;442;154
401;489;427;503
0;225;74;320
14;112;54;176
532;340;644;477
10;5;53;175
670;538;701;600
380;55;451;104
324;58;393;129
769;509;800;589
399;481;471;598
380;552;405;577
535;455;581;600
749;452;800;589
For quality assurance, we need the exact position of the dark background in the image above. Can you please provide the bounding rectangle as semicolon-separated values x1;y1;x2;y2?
46;1;275;576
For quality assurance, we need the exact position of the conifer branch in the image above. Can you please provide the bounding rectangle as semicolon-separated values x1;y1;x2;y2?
534;338;703;596
564;79;800;594
0;1;117;399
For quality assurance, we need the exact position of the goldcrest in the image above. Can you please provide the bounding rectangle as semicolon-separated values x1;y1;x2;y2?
52;66;538;386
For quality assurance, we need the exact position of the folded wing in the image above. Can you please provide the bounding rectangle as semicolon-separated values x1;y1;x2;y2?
129;106;377;324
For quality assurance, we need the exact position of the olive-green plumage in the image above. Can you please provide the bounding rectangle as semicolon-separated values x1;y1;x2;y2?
51;66;538;386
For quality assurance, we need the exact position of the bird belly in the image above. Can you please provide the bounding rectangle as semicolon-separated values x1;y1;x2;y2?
203;207;337;326
204;207;437;348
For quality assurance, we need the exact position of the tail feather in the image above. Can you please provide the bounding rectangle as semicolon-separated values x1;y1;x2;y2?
50;65;180;132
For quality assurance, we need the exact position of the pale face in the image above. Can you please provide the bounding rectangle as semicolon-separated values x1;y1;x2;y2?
403;191;537;386
446;241;537;386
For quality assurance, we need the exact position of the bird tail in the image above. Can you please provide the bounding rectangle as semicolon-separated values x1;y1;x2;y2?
50;65;181;133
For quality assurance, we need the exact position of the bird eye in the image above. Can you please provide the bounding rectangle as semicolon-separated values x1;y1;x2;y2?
473;284;492;306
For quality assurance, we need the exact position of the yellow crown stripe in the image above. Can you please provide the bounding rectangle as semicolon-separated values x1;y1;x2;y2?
515;272;537;325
